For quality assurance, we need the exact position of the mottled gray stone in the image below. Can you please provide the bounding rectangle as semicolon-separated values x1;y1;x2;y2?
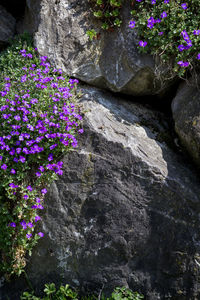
172;79;200;167
0;5;16;47
19;0;172;96
1;86;200;300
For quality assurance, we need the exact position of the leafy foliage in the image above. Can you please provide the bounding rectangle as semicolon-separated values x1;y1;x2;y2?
131;0;200;78
21;285;144;300
0;34;83;277
87;0;126;39
88;0;200;79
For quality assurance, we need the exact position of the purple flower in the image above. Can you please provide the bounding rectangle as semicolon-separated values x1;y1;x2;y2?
19;156;26;163
193;30;200;35
158;32;164;36
26;233;32;239
27;222;33;228
30;98;38;105
24;195;29;200
181;3;187;9
35;215;41;222
31;205;38;209
10;169;16;174
36;197;41;203
37;205;44;210
0;91;7;97
138;40;147;47
48;153;53;161
39;166;45;172
2;113;10;119
178;44;185;51
41;188;47;194
1;164;7;170
27;124;34;131
8;222;16;227
38;232;44;237
129;20;136;28
27;185;32;191
26;53;33;58
36;172;42;177
78;129;84;134
181;30;189;41
147;17;156;29
21;75;27;83
151;0;156;4
22;148;29;154
9;183;18;189
56;170;63;175
49;144;57;150
9;149;15;155
20;220;27;229
16;148;21;154
20;49;26;55
40;56;48;62
164;0;169;3
14;115;21;121
161;11;167;18
177;61;189;67
197;54;200;60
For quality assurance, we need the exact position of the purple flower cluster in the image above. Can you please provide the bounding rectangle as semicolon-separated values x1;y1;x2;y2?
1;48;83;242
129;1;200;69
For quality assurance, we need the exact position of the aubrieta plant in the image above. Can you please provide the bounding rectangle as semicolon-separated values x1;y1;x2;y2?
130;0;200;77
0;34;83;277
88;0;200;79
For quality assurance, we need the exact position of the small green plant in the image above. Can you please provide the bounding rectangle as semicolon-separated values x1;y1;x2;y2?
86;29;98;40
21;283;78;300
110;287;144;300
86;0;127;39
0;34;83;277
20;285;144;300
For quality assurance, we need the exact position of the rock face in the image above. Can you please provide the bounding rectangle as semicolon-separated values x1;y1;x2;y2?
0;5;16;47
1;86;200;300
19;0;171;96
172;79;200;167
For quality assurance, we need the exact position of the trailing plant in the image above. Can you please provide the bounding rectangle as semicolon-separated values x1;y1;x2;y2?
0;34;83;277
130;0;200;78
87;0;200;79
20;284;144;300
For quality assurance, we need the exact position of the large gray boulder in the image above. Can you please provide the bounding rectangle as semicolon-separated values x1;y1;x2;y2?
172;79;200;167
1;86;200;300
19;0;171;96
0;5;16;47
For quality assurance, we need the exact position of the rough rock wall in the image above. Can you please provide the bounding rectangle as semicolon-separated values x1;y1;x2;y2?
1;86;200;300
0;5;16;48
19;0;172;96
172;79;200;167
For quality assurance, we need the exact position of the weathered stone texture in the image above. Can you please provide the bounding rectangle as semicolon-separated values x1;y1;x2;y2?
172;79;200;167
20;0;171;96
1;86;200;300
0;5;16;47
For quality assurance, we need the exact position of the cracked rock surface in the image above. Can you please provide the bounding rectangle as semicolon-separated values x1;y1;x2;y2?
0;5;16;47
20;0;172;96
1;86;200;300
